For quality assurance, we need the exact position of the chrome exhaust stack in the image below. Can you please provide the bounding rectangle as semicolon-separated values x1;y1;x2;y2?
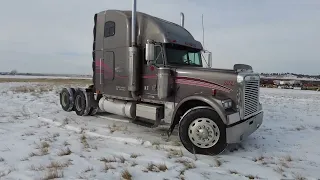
128;0;139;99
132;0;137;45
180;12;184;27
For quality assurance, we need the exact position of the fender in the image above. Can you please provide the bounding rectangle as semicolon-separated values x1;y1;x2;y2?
167;95;227;136
179;106;216;124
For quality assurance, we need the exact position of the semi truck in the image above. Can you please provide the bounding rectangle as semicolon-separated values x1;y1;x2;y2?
59;0;264;155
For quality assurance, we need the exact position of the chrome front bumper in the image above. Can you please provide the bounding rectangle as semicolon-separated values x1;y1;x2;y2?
226;111;263;143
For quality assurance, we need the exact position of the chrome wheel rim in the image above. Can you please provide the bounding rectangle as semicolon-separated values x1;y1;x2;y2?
188;118;220;148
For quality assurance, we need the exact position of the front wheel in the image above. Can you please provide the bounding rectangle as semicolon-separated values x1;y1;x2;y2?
178;107;227;155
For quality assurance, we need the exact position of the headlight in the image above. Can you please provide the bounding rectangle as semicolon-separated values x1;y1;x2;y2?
237;75;244;83
222;99;232;109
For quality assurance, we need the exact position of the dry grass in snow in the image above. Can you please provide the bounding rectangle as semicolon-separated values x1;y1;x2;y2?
121;169;132;180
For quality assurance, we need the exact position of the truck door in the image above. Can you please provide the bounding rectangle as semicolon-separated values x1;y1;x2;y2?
141;45;165;100
102;51;115;93
95;51;114;94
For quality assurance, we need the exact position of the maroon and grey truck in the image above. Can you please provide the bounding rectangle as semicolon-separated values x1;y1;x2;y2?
59;0;263;155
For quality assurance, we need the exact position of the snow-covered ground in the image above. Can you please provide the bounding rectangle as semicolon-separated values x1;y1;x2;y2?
0;82;319;180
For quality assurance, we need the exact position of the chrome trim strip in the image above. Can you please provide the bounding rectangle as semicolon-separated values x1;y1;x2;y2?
244;110;263;120
99;58;102;85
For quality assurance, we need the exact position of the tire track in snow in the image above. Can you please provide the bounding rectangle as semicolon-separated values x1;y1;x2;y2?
96;115;130;123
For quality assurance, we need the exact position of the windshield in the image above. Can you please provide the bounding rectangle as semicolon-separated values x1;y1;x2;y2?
165;43;202;67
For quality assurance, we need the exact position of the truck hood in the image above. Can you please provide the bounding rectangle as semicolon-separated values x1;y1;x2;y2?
174;67;238;96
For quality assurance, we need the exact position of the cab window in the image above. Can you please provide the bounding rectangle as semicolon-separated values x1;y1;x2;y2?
183;52;201;65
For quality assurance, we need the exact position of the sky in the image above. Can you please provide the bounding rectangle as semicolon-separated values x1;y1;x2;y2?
0;0;319;75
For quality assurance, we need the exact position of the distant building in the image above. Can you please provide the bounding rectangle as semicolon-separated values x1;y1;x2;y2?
260;74;320;89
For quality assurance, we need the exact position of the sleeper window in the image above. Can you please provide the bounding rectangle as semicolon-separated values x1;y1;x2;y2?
104;21;115;37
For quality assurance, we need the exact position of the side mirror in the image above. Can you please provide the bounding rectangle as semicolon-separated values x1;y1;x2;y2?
146;40;155;64
201;50;212;68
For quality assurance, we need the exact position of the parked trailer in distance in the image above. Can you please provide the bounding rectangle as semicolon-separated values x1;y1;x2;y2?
59;0;264;155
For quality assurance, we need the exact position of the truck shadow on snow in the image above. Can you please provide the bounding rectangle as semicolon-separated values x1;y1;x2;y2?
95;112;180;137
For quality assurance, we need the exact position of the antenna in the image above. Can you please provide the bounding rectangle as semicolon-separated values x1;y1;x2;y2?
201;14;212;68
202;14;205;49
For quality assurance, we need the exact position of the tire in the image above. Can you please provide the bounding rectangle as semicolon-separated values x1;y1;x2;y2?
74;89;90;116
60;88;75;112
178;107;227;155
70;88;77;111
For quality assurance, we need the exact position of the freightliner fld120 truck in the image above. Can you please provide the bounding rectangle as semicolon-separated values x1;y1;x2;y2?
59;0;263;155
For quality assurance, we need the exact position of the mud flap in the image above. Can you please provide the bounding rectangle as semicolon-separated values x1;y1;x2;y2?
167;124;176;138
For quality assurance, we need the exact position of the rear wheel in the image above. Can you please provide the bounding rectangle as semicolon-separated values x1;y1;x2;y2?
74;89;90;116
70;88;77;111
178;107;227;155
60;88;75;112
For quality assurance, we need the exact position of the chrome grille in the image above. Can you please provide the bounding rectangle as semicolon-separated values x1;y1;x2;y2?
243;78;260;118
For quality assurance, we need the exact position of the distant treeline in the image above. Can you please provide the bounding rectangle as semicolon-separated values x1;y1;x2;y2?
260;73;320;79
0;71;92;78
